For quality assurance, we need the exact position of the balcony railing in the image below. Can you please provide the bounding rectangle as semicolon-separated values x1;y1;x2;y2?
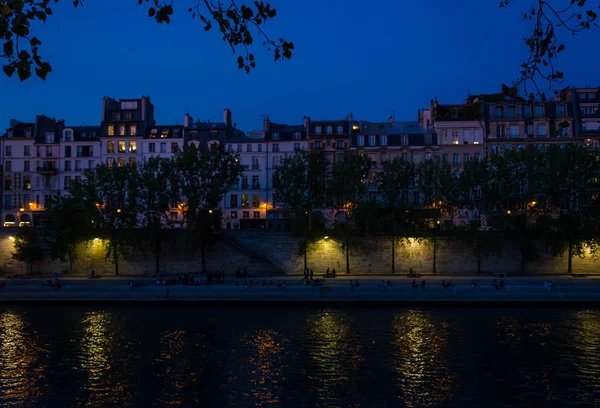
37;167;57;174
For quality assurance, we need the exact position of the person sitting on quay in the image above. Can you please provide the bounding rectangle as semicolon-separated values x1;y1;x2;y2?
421;280;426;290
446;281;454;289
470;280;478;289
412;280;418;289
441;280;447;289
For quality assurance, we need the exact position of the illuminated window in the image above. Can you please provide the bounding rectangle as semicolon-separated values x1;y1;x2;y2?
118;141;126;153
129;141;137;153
118;157;125;167
108;125;115;136
107;141;114;153
252;194;260;208
241;194;249;208
130;124;137;135
119;125;126;136
107;157;114;167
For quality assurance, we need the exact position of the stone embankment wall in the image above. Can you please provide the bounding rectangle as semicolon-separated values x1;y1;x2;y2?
230;231;600;275
0;228;599;276
0;230;274;277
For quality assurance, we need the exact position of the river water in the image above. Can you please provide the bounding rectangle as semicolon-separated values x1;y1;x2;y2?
0;306;598;407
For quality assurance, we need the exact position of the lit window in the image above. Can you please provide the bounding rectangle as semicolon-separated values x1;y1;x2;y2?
118;141;126;153
129;141;137;153
119;125;126;136
108;125;115;136
130;125;137;135
107;157;114;167
241;194;249;208
118;157;125;167
107;141;114;153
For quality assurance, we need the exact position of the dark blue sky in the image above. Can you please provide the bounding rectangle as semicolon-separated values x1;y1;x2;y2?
1;0;598;131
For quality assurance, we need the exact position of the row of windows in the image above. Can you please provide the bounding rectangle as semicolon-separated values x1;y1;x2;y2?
107;140;137;153
271;131;302;140
148;142;179;154
227;143;302;153
356;135;387;147
238;176;261;189
440;152;481;165
106;157;137;167
578;92;597;100
581;106;599;115
3;194;48;211
496;124;568;138
314;125;344;135
107;124;138;137
230;210;261;219
229;194;261;208
441;129;483;145
492;104;565;118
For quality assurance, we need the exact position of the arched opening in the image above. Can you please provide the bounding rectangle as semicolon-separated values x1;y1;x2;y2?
19;214;31;227
4;214;16;228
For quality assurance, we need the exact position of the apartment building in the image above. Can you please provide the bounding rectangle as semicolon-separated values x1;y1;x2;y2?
482;95;574;154
307;115;357;165
423;100;485;166
143;125;184;160
60;126;100;191
100;96;153;167
561;86;600;147
1;115;63;227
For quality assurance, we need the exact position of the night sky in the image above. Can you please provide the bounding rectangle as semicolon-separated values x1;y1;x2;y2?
0;0;598;131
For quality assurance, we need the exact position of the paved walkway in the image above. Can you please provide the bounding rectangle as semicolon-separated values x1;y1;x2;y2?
0;275;598;303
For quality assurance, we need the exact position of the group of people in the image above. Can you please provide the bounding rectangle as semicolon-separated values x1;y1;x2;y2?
129;280;148;289
440;280;454;289
325;268;337;278
42;274;64;290
206;271;225;285
412;280;426;290
238;279;288;288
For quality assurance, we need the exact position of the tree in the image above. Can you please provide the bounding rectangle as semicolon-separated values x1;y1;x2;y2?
70;163;141;275
501;0;599;95
1;0;294;81
11;227;43;275
378;157;419;274
44;194;94;273
455;157;503;273
170;143;243;273
329;152;373;274
542;144;600;274
272;149;328;270
137;156;177;276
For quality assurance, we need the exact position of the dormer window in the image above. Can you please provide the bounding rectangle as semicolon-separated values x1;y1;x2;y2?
108;125;115;136
315;126;321;135
326;126;333;134
45;133;54;144
293;131;301;140
161;129;169;138
64;130;73;142
120;101;138;110
336;125;343;134
272;132;280;140
494;106;504;118
507;106;515;119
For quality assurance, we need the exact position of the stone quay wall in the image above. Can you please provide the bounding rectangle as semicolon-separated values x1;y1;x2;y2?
0;228;599;276
230;231;600;276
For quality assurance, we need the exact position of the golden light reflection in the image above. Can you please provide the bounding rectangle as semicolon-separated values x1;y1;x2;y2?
240;329;286;406
0;311;47;406
392;310;455;407
156;330;197;406
568;310;600;402
78;311;132;407
307;311;362;403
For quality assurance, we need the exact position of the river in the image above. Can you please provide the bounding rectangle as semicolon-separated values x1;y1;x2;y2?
0;306;598;407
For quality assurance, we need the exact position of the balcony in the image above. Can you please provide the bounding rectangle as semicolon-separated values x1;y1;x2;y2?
37;166;58;175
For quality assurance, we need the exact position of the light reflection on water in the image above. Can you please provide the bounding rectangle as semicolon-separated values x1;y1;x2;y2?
0;311;47;407
0;307;598;407
392;310;455;407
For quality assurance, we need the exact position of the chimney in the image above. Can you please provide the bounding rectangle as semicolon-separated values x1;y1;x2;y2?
263;113;270;131
388;116;394;124
303;116;310;129
346;113;353;122
184;113;193;128
224;108;232;129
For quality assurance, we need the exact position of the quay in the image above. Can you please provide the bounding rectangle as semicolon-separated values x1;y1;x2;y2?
1;276;600;304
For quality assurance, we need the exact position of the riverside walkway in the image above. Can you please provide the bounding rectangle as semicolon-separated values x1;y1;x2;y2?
1;276;600;304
